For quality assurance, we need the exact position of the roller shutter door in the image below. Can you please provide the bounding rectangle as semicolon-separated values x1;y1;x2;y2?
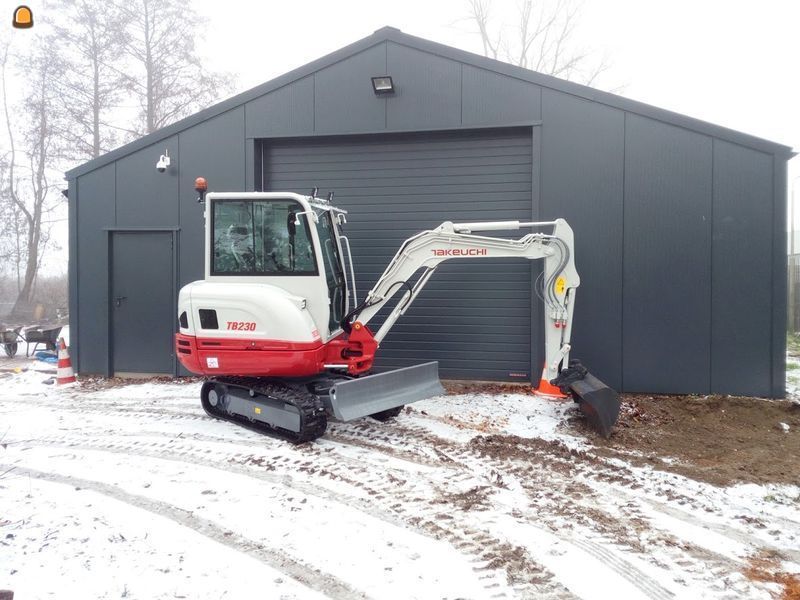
263;128;533;381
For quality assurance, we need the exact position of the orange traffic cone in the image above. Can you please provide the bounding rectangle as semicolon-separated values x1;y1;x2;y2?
533;363;566;398
56;337;76;386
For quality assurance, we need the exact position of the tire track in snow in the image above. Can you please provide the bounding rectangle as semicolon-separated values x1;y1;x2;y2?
8;389;774;599
0;463;370;600
638;496;800;564
284;422;682;600
327;419;727;599
19;436;556;598
567;537;674;600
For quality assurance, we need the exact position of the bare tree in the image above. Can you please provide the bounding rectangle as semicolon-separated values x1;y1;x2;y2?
467;0;609;86
50;0;132;160
469;0;500;60
0;155;23;284
115;0;234;135
1;42;64;317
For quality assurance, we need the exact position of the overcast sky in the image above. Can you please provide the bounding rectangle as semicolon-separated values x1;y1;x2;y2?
5;0;800;273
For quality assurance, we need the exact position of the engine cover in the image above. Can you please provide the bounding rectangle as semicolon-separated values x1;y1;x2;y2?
176;280;328;376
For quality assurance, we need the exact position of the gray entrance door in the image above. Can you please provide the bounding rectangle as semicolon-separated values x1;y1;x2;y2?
263;128;534;381
111;232;174;374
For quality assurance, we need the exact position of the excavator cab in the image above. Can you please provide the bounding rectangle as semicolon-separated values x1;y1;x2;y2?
204;192;354;342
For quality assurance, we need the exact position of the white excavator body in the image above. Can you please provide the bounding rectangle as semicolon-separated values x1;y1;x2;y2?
176;186;620;442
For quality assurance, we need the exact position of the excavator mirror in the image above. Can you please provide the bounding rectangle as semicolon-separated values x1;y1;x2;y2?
287;212;297;237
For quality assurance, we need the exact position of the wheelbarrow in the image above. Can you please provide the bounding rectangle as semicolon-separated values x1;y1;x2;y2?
0;326;23;358
23;325;63;357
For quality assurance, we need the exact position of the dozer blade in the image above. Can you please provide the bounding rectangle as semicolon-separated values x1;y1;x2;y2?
568;373;621;438
328;361;445;422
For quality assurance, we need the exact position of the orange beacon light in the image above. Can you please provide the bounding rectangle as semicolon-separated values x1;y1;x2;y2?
13;5;33;29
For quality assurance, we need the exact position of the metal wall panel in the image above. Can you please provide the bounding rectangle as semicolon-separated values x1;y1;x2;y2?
115;136;180;227
623;114;713;393
771;158;788;397
385;43;461;130
541;90;624;389
711;141;773;396
314;44;387;133
75;163;115;374
178;108;246;287
462;65;541;126
245;76;314;138
263;128;533;381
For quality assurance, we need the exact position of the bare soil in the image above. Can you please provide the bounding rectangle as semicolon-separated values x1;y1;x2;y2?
77;375;202;392
745;552;800;600
445;379;800;487
578;394;800;487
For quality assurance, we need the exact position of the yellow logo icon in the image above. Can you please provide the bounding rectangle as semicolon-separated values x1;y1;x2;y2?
13;5;33;29
555;276;566;295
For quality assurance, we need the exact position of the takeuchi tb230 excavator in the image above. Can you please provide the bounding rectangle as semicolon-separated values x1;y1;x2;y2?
175;180;621;443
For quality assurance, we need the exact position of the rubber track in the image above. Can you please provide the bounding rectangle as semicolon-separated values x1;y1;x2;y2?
203;377;327;443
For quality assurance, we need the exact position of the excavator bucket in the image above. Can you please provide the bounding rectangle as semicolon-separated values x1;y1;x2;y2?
327;361;445;422
568;373;621;438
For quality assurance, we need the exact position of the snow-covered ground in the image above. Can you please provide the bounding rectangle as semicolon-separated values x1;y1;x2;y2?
1;371;798;599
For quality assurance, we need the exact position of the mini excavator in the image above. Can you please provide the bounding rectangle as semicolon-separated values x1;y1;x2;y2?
175;180;620;442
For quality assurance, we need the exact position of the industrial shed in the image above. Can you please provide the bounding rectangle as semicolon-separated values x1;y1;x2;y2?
66;26;793;397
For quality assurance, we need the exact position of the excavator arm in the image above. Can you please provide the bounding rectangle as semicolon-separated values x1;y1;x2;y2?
344;218;578;385
339;217;621;437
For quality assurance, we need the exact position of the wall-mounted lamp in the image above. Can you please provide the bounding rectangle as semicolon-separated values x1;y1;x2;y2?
371;76;395;95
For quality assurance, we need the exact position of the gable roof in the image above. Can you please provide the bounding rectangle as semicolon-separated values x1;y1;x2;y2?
66;26;794;179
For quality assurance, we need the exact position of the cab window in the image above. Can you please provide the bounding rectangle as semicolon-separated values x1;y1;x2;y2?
211;199;317;275
315;210;346;331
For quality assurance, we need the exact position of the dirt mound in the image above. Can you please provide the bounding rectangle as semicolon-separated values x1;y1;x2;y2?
444;380;533;396
584;394;800;486
470;434;594;464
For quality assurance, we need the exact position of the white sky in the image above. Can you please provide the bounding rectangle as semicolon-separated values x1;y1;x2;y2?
5;0;800;273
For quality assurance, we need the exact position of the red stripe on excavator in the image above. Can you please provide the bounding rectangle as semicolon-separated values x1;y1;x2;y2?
174;326;378;378
175;333;328;377
194;336;324;352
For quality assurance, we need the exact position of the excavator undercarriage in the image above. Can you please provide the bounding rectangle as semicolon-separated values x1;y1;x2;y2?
201;362;445;443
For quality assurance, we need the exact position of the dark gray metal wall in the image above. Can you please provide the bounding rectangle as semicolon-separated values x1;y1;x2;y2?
66;27;790;396
540;93;783;396
540;90;624;390
263;129;535;381
68;109;246;376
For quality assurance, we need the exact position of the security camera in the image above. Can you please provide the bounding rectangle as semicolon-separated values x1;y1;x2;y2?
156;152;171;173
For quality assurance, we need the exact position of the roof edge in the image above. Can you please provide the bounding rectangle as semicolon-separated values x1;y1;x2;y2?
67;25;794;180
378;28;794;158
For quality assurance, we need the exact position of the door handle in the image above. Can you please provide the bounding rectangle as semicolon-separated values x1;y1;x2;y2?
114;296;127;308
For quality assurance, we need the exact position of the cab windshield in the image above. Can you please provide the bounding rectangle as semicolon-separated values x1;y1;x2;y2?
211;199;317;275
